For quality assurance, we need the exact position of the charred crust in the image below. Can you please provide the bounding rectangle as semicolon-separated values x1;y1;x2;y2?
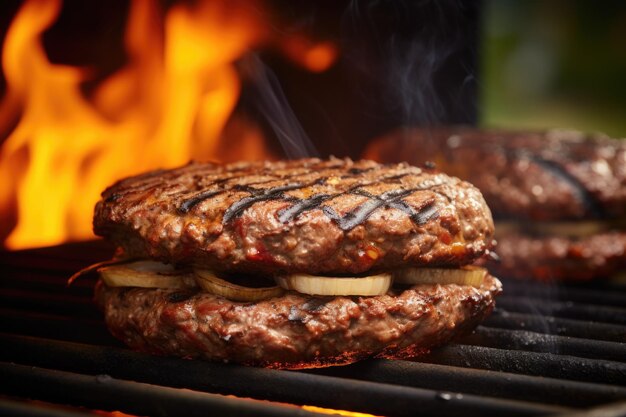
99;274;501;369
94;158;494;275
166;292;194;303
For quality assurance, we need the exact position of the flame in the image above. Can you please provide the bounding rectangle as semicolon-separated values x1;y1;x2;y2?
0;0;273;250
281;37;338;73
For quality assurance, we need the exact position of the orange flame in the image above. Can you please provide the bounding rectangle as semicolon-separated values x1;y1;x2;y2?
0;0;273;250
281;37;338;73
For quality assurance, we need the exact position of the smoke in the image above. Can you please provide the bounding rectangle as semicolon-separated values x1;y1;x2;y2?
386;36;449;125
238;54;318;159
341;0;476;127
235;1;477;158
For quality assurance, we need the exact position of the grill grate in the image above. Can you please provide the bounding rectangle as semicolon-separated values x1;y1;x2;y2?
1;241;625;417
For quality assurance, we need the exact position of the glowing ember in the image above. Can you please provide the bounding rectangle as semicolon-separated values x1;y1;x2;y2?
0;0;274;249
302;405;382;417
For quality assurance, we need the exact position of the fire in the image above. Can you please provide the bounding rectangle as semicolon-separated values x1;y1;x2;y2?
301;405;382;417
281;36;338;73
0;0;274;250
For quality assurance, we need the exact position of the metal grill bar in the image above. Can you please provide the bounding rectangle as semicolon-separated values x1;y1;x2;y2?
484;310;626;342
0;288;99;318
465;326;626;362
1;243;112;273
1;362;330;417
5;299;625;365
552;401;626;417
0;334;569;417
0;308;118;345
307;359;626;408
2;241;625;417
418;344;626;385
501;280;626;308
0;399;94;417
2;271;94;296
496;296;626;325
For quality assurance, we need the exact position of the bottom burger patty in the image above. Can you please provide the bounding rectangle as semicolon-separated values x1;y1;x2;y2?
489;232;626;281
95;274;501;369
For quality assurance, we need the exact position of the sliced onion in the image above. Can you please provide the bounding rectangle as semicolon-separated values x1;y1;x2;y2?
275;273;391;296
393;266;485;288
194;269;284;302
99;260;197;289
67;257;140;286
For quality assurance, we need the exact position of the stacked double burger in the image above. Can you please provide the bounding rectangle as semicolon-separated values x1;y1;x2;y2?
365;127;626;281
82;157;501;369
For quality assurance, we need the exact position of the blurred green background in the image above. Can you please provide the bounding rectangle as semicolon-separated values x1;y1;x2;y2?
481;0;626;137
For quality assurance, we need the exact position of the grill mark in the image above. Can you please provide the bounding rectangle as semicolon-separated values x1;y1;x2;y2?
231;167;322;188
329;189;415;231
321;185;443;232
213;175;242;186
355;189;440;225
105;193;122;203
341;167;376;178
335;171;414;198
230;169;328;190
368;174;453;205
177;163;348;214
379;173;411;183
275;171;415;223
177;173;256;214
526;154;604;218
178;163;444;230
105;176;172;202
222;183;306;223
411;200;440;224
480;144;605;218
277;194;331;223
178;190;222;213
112;172;170;196
124;161;350;207
278;173;450;231
274;163;387;184
177;174;283;214
166;292;193;303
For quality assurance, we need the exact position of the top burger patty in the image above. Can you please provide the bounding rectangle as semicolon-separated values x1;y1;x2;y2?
365;127;626;221
94;158;494;275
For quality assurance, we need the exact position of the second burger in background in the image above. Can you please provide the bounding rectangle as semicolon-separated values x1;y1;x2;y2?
364;127;626;281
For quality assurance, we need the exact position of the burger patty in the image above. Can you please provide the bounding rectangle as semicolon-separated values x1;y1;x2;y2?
94;158;494;275
95;273;502;369
489;232;626;281
364;127;626;221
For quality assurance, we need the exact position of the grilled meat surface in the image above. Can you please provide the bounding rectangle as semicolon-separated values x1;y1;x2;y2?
490;232;626;281
363;127;626;281
94;158;494;275
364;127;626;221
95;273;501;369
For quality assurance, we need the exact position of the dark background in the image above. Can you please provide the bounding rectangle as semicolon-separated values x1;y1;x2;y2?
0;0;478;158
0;0;624;159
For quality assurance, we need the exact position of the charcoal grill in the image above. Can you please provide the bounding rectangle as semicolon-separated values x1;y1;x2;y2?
1;240;625;417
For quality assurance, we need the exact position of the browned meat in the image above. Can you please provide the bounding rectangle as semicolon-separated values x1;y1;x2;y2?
91;157;501;368
95;273;501;369
364;127;626;221
94;158;494;275
488;232;626;281
363;127;626;281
